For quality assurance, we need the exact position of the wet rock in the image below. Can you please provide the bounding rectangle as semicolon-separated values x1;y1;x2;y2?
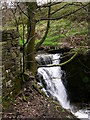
61;50;90;103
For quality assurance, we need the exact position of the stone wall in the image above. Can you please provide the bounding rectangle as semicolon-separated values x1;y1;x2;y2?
2;30;22;106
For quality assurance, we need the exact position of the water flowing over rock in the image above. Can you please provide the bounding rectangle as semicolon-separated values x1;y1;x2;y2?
36;54;70;109
36;53;90;119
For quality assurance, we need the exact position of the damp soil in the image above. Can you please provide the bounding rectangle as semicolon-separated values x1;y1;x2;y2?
2;78;78;119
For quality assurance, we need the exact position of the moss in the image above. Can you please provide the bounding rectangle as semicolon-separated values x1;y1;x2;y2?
23;72;30;81
33;83;47;97
39;86;43;89
2;73;22;110
23;95;28;102
52;100;62;107
2;93;14;110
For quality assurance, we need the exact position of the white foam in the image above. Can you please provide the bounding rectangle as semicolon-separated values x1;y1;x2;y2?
37;54;90;119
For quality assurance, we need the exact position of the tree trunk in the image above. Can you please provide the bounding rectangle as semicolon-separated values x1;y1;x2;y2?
87;2;90;46
26;2;37;75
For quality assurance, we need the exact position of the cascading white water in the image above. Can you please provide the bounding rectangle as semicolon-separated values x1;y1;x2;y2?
37;54;70;109
36;53;90;119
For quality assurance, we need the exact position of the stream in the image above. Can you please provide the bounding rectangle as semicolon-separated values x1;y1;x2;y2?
36;53;90;120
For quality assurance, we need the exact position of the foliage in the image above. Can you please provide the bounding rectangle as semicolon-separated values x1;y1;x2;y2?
18;25;27;46
19;37;26;46
19;37;23;46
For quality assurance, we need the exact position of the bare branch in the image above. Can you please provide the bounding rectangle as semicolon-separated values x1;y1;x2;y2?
21;11;25;73
36;3;51;50
51;3;69;16
17;3;37;19
10;4;24;40
11;7;19;32
37;1;62;8
50;3;83;16
37;3;89;21
17;3;29;18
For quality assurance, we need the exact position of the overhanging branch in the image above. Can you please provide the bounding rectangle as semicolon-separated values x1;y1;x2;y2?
37;3;89;21
38;52;78;68
51;3;72;15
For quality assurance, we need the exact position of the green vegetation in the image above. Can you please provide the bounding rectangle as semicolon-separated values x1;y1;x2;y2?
18;18;88;47
2;2;88;48
36;19;88;47
42;36;59;46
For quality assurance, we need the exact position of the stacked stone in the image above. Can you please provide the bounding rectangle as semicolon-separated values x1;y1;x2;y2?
2;29;21;100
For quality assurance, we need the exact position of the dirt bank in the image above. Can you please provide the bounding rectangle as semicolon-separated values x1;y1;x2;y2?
2;77;77;119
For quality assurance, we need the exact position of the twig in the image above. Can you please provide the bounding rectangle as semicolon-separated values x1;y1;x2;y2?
37;3;89;21
36;3;51;50
51;3;71;16
17;3;28;18
37;1;62;8
21;11;25;74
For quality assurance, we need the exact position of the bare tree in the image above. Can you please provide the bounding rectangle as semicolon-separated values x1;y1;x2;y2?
10;1;89;75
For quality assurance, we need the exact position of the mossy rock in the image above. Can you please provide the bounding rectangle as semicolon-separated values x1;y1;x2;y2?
33;83;47;97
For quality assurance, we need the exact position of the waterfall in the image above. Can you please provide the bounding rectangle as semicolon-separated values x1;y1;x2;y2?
36;53;89;119
36;54;70;109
